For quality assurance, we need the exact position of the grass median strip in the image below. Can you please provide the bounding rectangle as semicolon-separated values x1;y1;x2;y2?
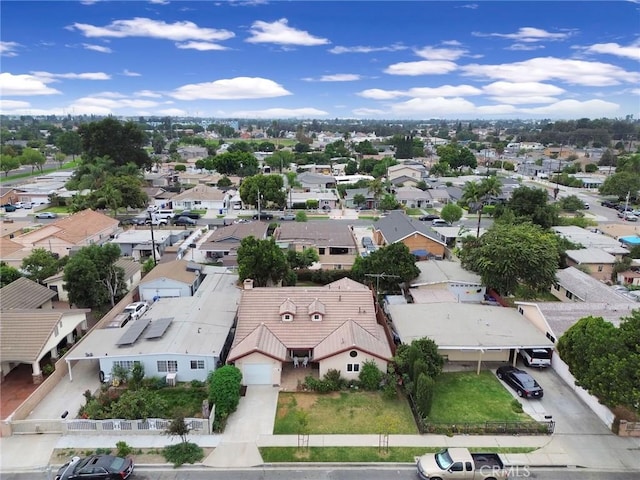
260;446;537;463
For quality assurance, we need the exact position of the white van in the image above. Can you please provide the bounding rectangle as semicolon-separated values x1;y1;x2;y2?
155;209;175;220
431;219;450;227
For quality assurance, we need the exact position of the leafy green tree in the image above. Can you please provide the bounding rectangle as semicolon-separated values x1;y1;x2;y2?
165;414;190;444
63;243;126;307
0;154;21;177
436;144;477;170
152;133;166;155
21;248;60;284
440;203;463;224
55;152;67;167
459;222;559;297
217;176;232;187
372;158;398;178
237;237;288;287
616;153;640;174
0;262;22;287
558;195;586;212
415;373;435;417
20;147;46;173
394;337;444;379
379;193;400;211
599;172;640;199
358;360;383;390
208;365;242;426
497;186;558;229
345;159;358;175
78;118;150;169
351;242;420;294
368;178;385;207
56;131;82;160
174;164;186;172
295;211;307;222
286;248;319;270
239;174;286;209
353;193;366;208
266;150;294;173
98;175;148;210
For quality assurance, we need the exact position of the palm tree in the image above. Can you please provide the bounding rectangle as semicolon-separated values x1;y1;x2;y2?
461;181;484;238
368;179;385;210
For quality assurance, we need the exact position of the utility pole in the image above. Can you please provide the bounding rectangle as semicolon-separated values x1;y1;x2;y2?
257;187;261;217
364;272;400;296
148;211;157;266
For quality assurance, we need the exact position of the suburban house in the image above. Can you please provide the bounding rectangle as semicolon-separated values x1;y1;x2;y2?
343;188;376;209
287;190;339;210
431;225;486;248
63;270;240;383
109;229;192;262
387;163;427;183
137;259;203;301
45;257;142;302
553;226;630;258
297;172;336;190
551;266;634;303
618;269;640;286
0;235;30;268
171;184;231;213
0;187;19;206
197;221;269;266
0;277;89;383
12;209;119;259
408;260;485;303
372;210;446;259
275;221;358;270
395;186;433;209
427;187;452;205
564;248;617;282
228;277;392;385
390;175;422;188
386;302;554;368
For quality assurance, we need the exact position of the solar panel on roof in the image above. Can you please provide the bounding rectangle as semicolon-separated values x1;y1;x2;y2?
144;317;173;339
116;318;151;346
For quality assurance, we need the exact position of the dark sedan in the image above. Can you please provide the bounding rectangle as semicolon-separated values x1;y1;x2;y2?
173;215;197;226
253;212;274;220
2;204;17;212
496;365;544;399
55;455;134;480
418;214;440;221
179;210;201;219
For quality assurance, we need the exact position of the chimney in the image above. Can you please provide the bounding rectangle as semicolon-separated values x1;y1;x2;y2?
243;279;254;290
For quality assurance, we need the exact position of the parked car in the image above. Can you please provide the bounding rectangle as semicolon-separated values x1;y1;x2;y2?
253;212;274;220
280;213;296;221
624;213;638;222
120;217;146;226
432;219;451;227
173;216;197;226
601;200;618;208
123;302;149;320
419;214;440;221
145;217;168;226
35;211;58;219
582;201;589;209
496;365;544;398
179;210;201;219
55;454;134;480
519;348;552;368
2;204;17;212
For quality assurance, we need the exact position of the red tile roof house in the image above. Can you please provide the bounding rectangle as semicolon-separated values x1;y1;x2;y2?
227;277;392;386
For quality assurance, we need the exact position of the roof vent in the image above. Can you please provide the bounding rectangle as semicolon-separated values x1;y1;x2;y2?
243;279;254;290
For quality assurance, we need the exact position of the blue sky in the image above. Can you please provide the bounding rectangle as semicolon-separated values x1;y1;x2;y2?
1;1;639;120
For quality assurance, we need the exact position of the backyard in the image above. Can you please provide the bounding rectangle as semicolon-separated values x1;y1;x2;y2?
274;391;417;434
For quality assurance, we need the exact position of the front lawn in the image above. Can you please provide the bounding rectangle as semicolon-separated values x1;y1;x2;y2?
427;371;532;423
274;391;417;434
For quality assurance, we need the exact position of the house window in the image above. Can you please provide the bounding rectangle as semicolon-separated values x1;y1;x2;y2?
114;360;139;371
566;291;573;300
347;363;360;372
554;283;560;291
282;314;293;322
318;248;325;255
157;360;178;373
190;360;205;370
312;314;321;321
598;265;603;272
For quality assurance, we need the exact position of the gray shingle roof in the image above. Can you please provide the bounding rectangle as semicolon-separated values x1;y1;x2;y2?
373;210;445;245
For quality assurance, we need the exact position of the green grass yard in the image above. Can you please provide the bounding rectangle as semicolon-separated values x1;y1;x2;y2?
274;391;418;435
427;371;532;423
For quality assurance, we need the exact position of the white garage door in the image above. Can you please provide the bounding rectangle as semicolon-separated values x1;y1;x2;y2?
243;364;272;385
142;289;181;301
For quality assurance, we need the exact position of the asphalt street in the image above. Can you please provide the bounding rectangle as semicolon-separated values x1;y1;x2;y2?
3;466;640;480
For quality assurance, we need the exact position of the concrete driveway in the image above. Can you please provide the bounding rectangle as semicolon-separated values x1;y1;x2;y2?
495;366;611;435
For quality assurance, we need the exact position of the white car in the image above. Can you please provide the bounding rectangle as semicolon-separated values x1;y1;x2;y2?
123;302;149;320
624;213;638;222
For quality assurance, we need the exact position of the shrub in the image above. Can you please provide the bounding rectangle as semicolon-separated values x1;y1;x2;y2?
190;380;204;389
323;369;346;391
415;373;435;417
295;211;308;222
511;399;524;413
358;360;383;391
412;359;428;395
208;365;242;428
129;363;145;390
163;442;204;467
115;441;133;457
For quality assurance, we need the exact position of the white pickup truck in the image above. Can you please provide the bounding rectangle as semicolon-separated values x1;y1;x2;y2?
417;448;509;480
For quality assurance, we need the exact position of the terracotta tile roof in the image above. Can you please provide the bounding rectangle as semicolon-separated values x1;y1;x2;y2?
0;277;57;310
17;209;118;246
0;236;25;257
314;319;392;361
276;222;356;248
228;323;288;362
140;259;198;285
229;278;391;362
1;310;63;362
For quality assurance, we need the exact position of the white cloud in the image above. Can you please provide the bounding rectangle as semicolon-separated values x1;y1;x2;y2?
461;57;640;86
0;99;31;110
68;17;235;42
0;41;21;57
228;107;328;118
475;104;519;115
156;108;188;116
408;85;483;98
245;18;329;46
482;81;565;97
135;89;162;98
390;97;479;116
83;43;112;53
122;69;141;77
631;88;640;96
32;71;111;81
69;94;160;115
473;27;573;43
149;0;169;4
328;44;407;54
486;95;559;105
414;46;467;61
0;73;61;96
579;40;640;60
170;76;292;100
384;60;457;76
506;43;545;51
358;89;405;100
176;41;229;51
458;3;479;9
352;108;388;116
304;74;361;82
521;99;620;116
